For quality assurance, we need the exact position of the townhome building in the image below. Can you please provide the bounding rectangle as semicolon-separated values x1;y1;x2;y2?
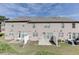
3;17;79;45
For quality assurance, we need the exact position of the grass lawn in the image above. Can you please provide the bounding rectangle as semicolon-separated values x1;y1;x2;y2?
0;36;79;55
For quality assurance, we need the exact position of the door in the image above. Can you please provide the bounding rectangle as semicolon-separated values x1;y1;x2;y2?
72;33;76;39
43;32;53;41
59;32;64;40
19;31;27;38
19;31;21;38
67;32;75;40
21;32;28;38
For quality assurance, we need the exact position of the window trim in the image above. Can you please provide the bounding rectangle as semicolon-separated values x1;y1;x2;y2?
72;23;75;28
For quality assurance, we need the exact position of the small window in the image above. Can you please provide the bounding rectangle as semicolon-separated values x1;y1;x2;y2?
11;25;14;27
33;31;38;37
44;24;50;28
61;23;64;28
72;23;75;28
22;25;25;27
33;24;35;28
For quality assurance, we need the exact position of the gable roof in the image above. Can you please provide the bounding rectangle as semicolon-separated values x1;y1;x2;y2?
5;16;79;23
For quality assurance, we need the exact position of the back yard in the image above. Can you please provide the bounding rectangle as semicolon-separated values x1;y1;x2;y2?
0;36;79;55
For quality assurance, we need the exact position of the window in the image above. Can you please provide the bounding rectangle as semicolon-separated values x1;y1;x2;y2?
61;23;64;28
68;32;71;39
47;32;53;39
73;33;76;39
44;24;50;28
33;24;35;28
33;31;38;37
11;25;14;27
43;32;53;39
22;25;25;27
72;23;75;28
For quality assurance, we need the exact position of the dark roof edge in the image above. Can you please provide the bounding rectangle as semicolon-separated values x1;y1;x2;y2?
4;20;79;23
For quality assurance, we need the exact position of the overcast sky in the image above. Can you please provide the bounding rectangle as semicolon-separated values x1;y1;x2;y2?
0;3;79;20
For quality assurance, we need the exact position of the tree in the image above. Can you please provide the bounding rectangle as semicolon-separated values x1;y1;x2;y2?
0;16;9;32
0;16;8;20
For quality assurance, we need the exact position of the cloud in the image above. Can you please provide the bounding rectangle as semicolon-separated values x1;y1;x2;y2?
0;3;79;20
